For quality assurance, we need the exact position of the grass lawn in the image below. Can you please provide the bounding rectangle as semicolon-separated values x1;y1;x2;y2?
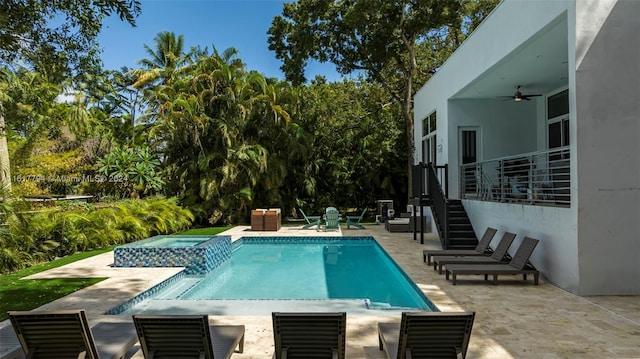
0;247;116;321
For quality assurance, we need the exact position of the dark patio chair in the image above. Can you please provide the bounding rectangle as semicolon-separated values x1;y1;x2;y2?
445;237;540;285
378;311;475;359
423;227;497;264
8;309;137;359
432;231;516;274
133;314;244;359
272;312;346;359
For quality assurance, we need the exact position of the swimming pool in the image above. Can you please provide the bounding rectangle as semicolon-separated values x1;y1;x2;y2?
108;237;438;315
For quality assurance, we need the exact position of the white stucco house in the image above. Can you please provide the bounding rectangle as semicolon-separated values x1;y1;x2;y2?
413;0;639;295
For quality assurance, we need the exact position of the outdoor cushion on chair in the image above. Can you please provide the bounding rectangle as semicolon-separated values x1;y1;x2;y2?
8;309;138;359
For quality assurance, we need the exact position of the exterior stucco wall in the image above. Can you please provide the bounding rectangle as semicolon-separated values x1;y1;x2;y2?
463;200;579;292
574;0;640;295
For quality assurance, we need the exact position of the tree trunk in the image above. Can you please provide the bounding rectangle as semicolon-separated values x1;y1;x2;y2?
401;30;417;200
0;111;12;192
403;77;414;200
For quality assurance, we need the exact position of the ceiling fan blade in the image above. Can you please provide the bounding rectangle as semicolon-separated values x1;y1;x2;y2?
522;94;542;98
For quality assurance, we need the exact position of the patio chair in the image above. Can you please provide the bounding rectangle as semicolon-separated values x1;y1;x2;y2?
272;312;346;359
377;311;475;359
322;207;341;232
132;314;245;359
264;208;282;231
423;227;497;264
251;209;266;231
432;231;516;274
345;208;367;229
299;208;321;229
8;309;138;359
445;237;540;285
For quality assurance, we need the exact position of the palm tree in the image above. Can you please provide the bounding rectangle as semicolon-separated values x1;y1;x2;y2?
144;45;298;224
131;31;192;89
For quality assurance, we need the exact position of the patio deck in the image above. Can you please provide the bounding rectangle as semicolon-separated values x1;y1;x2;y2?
1;225;638;358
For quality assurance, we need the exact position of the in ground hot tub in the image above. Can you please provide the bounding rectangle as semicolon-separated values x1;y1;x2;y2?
114;235;231;274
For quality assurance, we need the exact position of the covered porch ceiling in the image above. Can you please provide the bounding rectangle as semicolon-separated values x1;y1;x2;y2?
451;15;569;100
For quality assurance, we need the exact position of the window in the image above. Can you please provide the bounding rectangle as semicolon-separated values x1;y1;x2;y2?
547;90;569;148
422;111;437;135
548;89;569;119
547;90;570;205
548;120;569;148
421;111;437;164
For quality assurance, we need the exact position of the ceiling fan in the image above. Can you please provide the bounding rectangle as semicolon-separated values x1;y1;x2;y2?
498;86;542;102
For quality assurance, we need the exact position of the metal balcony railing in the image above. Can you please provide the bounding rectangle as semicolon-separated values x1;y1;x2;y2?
460;147;570;207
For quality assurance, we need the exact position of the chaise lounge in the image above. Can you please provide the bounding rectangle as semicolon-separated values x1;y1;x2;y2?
8;309;138;359
445;236;540;285
132;314;245;359
272;312;346;359
377;311;476;359
422;227;497;264
432;231;516;274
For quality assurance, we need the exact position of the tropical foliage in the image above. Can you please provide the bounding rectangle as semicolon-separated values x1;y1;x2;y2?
0;0;140;81
96;145;164;198
0;0;141;193
267;0;501;190
0;1;499;244
0;196;193;274
287;77;406;213
124;31;410;223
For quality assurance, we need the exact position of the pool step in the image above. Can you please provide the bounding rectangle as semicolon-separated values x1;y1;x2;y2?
154;276;204;299
126;299;424;316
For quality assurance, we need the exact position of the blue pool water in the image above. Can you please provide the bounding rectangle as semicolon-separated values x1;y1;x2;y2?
109;237;437;315
125;235;213;247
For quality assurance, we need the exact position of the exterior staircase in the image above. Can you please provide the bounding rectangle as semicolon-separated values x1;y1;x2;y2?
413;162;479;250
446;199;478;249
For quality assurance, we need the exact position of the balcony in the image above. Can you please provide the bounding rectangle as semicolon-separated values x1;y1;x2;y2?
460;147;570;207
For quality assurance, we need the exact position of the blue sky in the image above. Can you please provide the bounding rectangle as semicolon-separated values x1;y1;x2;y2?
97;0;342;82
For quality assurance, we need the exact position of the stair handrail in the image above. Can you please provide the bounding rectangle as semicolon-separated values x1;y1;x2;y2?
427;163;449;248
